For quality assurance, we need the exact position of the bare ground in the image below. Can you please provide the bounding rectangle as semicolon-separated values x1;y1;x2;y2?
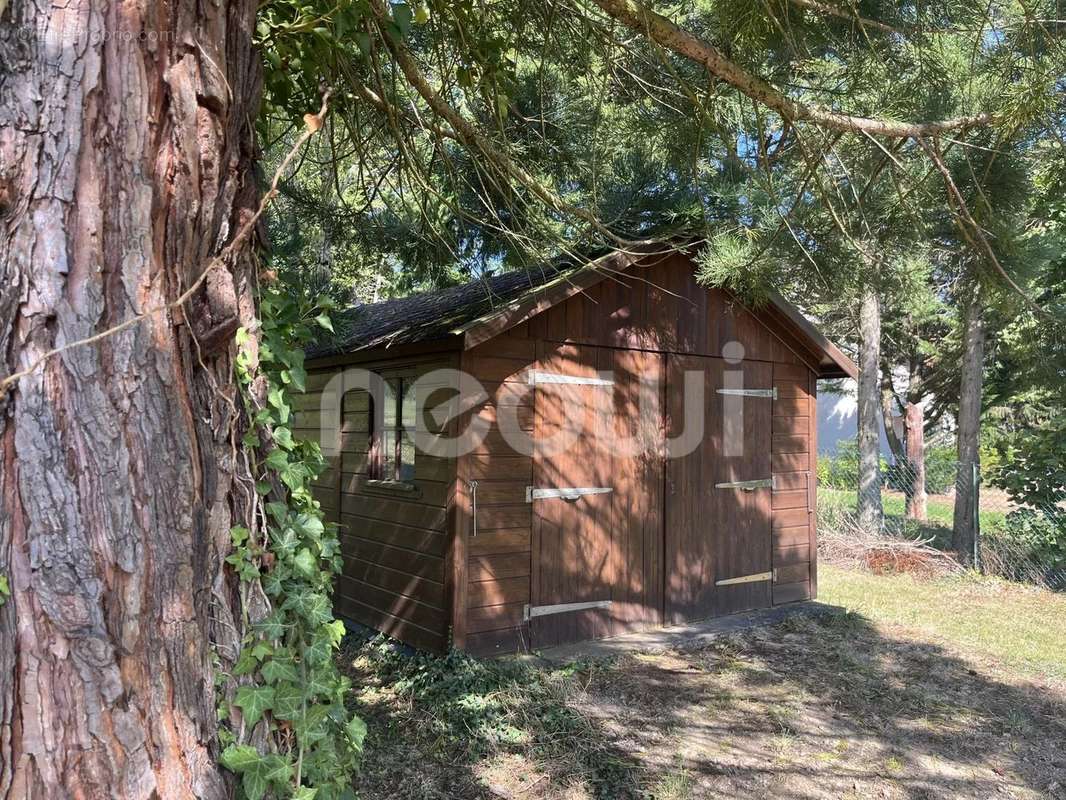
343;600;1065;799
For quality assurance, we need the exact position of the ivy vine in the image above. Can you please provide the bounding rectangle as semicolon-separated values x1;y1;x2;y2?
220;287;365;800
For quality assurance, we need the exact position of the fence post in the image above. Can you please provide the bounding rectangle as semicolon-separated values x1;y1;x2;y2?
972;461;981;572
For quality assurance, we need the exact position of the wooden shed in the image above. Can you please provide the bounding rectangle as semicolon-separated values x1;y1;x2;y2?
301;245;856;656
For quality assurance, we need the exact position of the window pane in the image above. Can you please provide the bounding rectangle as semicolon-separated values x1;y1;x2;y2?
382;430;398;480
383;379;400;427
399;432;416;482
401;382;417;428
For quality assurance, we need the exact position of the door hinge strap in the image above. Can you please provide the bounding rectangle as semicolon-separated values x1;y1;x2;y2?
716;571;773;586
716;388;778;399
526;486;613;502
715;477;775;491
523;600;612;621
528;370;613;387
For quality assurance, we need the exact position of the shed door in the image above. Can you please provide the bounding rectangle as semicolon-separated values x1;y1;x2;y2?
529;343;663;649
664;355;773;623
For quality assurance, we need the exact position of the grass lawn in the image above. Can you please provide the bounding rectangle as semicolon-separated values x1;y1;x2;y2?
819;563;1066;683
342;566;1066;799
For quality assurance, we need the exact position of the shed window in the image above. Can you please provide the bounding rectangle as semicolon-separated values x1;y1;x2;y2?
371;377;415;482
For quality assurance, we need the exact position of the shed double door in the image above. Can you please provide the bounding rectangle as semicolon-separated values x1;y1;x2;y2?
664;355;774;622
529;343;664;649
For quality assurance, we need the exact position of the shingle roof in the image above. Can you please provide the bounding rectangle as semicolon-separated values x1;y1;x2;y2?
308;244;858;379
309;262;576;358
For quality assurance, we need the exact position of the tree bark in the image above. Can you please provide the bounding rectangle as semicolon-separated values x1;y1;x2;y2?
952;295;985;566
856;289;884;533
0;1;261;797
904;402;928;520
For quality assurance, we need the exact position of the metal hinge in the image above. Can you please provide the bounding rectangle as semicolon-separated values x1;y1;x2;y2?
715;477;775;491
716;387;778;400
523;600;612;621
716;571;773;587
528;370;613;387
468;479;479;537
525;486;613;502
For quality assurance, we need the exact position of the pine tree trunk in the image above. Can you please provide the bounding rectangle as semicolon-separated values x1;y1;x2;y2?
856;288;884;533
952;295;985;566
904;402;928;521
0;1;261;796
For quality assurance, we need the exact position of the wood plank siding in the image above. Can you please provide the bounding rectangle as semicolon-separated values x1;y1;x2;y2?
304;251;834;656
457;253;821;655
302;355;461;653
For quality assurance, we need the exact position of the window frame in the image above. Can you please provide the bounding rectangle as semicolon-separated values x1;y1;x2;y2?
368;375;415;484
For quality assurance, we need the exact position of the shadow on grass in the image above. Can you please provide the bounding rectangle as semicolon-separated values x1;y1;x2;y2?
339;610;1066;799
340;631;647;799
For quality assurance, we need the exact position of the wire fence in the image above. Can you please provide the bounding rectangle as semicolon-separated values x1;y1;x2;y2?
817;455;1066;591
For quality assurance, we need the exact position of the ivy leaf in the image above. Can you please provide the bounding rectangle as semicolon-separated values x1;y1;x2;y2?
233;647;259;677
304;629;334;666
265;448;290;472
230;526;250;546
293;786;319;800
272;680;304;720
283;589;332;625
346;714;368;753
289;364;307;392
293;547;317;579
273;426;295;451
234;684;275;728
262;654;300;685
314;313;334;332
324;619;347;646
293;513;324;539
220;744;260;773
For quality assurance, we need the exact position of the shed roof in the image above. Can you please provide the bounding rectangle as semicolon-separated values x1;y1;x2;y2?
310;244;857;379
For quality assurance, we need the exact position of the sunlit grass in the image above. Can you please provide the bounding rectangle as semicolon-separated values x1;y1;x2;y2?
819;564;1066;682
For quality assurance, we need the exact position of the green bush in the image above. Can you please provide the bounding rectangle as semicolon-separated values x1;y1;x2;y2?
992;508;1066;577
820;442;958;496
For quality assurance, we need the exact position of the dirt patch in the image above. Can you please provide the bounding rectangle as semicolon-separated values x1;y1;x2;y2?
342;611;1066;799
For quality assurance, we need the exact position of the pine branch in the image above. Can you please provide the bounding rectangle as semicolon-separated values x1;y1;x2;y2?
587;0;993;138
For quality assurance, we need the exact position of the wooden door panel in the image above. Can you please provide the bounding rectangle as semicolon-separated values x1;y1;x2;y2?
530;343;664;649
665;355;773;622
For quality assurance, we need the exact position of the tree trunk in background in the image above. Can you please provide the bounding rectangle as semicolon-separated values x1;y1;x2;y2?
0;1;261;796
953;296;985;566
856;289;884;533
904;402;928;520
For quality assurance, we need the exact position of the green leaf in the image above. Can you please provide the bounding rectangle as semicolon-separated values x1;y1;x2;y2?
233;647;259;677
220;744;260;773
346;714;368;753
234;684;275;728
293;787;319;800
314;313;334;332
293;513;324;539
265;448;290;472
273;426;295;451
293;547;318;579
0;574;10;602
230;526;250;546
262;655;300;685
272;680;304;720
304;629;334;666
243;767;268;800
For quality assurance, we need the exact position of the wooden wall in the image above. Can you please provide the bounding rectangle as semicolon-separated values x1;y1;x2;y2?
455;253;822;656
455;334;537;656
770;362;816;605
299;356;460;653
